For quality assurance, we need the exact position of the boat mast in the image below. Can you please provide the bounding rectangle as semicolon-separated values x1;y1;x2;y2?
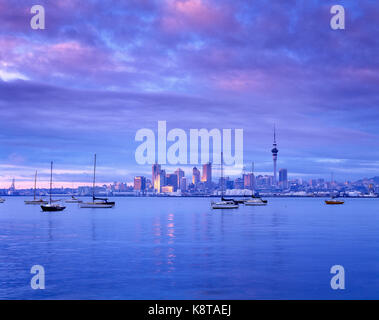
221;152;224;198
92;154;96;200
49;162;53;204
34;170;37;200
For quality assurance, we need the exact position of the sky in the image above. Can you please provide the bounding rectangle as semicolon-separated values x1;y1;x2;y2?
0;0;379;188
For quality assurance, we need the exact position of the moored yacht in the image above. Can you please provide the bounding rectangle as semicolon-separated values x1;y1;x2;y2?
41;162;66;212
325;199;344;205
245;198;267;206
65;195;83;203
211;200;239;209
79;154;115;209
211;152;239;210
25;171;48;205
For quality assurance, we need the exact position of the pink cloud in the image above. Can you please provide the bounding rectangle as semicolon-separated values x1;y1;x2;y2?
0;38;117;80
161;0;237;34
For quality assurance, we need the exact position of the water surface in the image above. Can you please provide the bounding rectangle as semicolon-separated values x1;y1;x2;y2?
0;197;377;299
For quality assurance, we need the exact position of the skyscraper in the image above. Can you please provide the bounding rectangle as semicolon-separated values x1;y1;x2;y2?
192;167;200;185
279;169;288;189
180;177;187;192
152;163;161;191
166;173;178;191
243;173;256;190
201;162;212;188
174;168;185;190
134;176;146;191
271;127;279;186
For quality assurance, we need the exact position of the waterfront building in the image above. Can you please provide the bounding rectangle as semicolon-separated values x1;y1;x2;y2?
279;169;288;189
192;167;201;185
175;168;185;190
134;176;146;191
234;177;244;190
180;177;187;192
201;162;212;188
243;173;256;190
161;185;174;193
152;163;161;191
166;173;178;191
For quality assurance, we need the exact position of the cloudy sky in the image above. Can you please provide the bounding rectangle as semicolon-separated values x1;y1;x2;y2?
0;0;378;188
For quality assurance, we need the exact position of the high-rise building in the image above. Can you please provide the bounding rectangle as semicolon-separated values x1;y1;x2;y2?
192;167;201;185
134;176;146;191
152;163;161;191
166;173;178;191
271;127;279;186
279;169;288;189
174;168;185;190
243;173;256;190
234;177;244;189
201;162;212;187
180;177;187;192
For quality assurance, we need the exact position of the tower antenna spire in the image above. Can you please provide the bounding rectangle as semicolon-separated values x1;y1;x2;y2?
271;126;279;186
274;125;276;144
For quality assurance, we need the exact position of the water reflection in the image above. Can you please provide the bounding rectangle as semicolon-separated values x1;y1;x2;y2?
152;212;177;274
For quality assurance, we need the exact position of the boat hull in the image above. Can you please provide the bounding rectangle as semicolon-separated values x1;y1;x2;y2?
212;204;239;209
41;205;66;212
79;202;114;208
25;200;48;205
211;201;239;209
245;200;267;206
325;200;344;205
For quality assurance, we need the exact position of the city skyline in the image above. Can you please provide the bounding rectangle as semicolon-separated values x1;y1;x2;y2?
1;1;379;187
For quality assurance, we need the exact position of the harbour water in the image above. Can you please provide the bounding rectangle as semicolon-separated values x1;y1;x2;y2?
0;197;378;300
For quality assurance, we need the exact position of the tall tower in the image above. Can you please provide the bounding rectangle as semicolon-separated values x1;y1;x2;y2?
271;127;279;186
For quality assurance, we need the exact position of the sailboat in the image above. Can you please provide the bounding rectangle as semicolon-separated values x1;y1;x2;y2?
211;152;239;209
245;193;268;206
41;162;66;212
25;171;48;205
80;154;115;208
65;195;83;203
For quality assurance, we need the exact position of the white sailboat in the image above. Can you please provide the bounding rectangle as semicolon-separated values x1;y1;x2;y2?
80;154;115;208
65;195;83;203
211;152;239;210
245;198;267;206
25;171;48;205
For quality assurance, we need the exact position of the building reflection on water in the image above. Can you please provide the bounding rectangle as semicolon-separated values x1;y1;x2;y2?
153;212;176;274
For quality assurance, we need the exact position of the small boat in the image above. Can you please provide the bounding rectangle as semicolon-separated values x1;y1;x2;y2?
65;196;83;203
25;171;48;205
40;203;66;212
0;198;5;203
25;199;48;205
212;152;239;210
79;201;114;208
251;194;268;204
41;162;66;212
79;154;115;209
211;200;239;209
245;198;267;206
325;199;344;205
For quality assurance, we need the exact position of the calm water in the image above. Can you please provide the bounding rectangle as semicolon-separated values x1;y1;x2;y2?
0;197;378;300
